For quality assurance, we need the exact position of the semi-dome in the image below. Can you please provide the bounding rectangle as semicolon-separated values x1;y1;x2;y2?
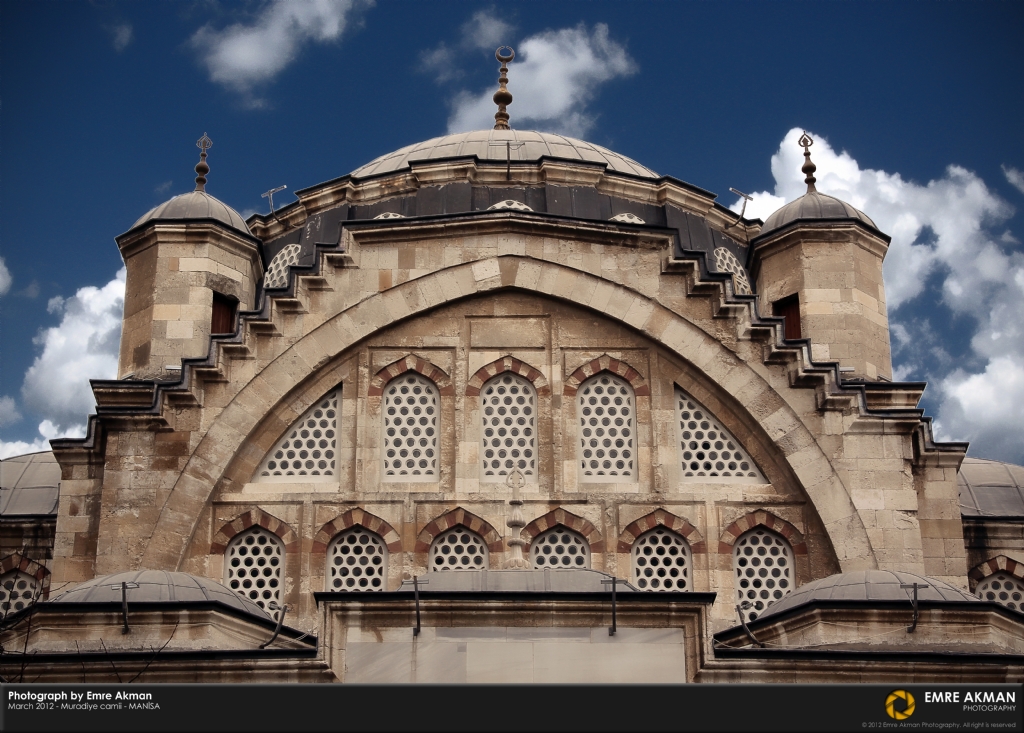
758;570;978;619
760;190;877;235
958;456;1024;517
351;129;659;180
51;570;270;620
132;190;251;235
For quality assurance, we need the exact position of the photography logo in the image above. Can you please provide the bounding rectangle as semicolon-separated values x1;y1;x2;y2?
885;690;916;720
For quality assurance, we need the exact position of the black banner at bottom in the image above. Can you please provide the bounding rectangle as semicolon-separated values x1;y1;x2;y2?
2;683;1022;732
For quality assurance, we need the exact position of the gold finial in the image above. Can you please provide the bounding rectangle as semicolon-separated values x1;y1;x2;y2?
798;131;817;193
493;47;515;130
194;133;212;192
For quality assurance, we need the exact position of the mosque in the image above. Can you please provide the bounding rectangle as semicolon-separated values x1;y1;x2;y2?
2;50;1023;683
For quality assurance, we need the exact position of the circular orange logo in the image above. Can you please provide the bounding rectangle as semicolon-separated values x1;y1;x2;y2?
885;690;916;720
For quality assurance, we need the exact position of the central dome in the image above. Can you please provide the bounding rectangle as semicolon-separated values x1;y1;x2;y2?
351;129;659;180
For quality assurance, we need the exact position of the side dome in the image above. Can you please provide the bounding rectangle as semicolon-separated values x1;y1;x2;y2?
760;190;877;235
351;129;658;179
758;570;978;619
50;570;270;620
132;190;251;235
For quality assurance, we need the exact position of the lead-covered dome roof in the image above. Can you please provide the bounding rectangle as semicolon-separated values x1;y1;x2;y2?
760;190;877;235
351;129;658;179
51;570;271;620
132;190;251;235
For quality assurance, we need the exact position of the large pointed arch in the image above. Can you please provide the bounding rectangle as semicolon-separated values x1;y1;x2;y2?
142;256;871;574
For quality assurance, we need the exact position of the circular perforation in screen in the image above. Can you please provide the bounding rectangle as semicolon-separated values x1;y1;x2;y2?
578;374;635;480
383;374;438;480
976;572;1024;611
482;373;536;479
677;390;764;481
328;527;387;591
734;529;793;622
430;527;488;571
530;527;591;569
632;529;690;591
713;247;752;296
0;571;40;613
264;244;301;290
259;392;338;478
226;527;284;619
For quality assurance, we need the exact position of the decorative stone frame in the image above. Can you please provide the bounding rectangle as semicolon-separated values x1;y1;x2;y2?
312;510;401;591
466;356;550;396
717;510;807;556
563;354;650;397
617;509;705;554
415;508;504;569
210;507;299;556
522;508;605;553
969;555;1024;593
367;355;454;397
0;554;50;601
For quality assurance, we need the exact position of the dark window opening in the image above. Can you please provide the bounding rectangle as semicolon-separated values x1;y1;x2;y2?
211;292;238;335
773;294;802;340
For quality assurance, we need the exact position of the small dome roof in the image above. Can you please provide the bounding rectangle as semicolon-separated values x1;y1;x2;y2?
959;456;1024;517
351;129;658;179
51;570;270;620
758;570;978;620
760;190;877;235
132;191;251;235
0;450;60;516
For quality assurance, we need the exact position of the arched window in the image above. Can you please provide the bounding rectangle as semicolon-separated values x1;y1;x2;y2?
632;528;691;591
733;527;794;622
675;388;766;483
530;527;591;569
255;390;339;482
429;527;488;571
224;527;284;619
481;373;537;480
383;373;439;481
327;527;388;592
577;373;636;482
0;571;40;614
976;572;1024;612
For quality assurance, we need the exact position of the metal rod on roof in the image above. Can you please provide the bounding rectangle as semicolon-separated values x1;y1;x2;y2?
259;602;287;649
900;582;929;633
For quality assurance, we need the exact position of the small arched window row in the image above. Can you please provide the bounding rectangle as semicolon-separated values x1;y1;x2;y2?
224;526;284;620
631;528;691;591
530;527;591;569
429;527;488;571
327;526;388;592
976;572;1024;612
733;527;794;622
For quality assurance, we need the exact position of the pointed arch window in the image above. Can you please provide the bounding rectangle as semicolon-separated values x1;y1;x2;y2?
225;526;284;619
429;527;488;571
327;527;388;592
481;373;537;480
383;373;439;481
976;572;1024;612
0;571;40;614
577;373;636;481
255;390;339;482
675;388;766;483
530;527;591;569
632;528;691;591
733;527;794;622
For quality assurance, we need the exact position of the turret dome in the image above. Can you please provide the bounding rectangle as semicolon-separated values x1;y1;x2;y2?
760;190;877;235
132;190;250;235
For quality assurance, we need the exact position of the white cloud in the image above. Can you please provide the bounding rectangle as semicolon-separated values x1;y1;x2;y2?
421;10;515;84
0;396;21;427
20;269;126;436
735;129;1024;463
0;437;51;460
109;22;133;52
1005;165;1024;196
0;256;11;296
155;180;173;195
191;0;372;104
446;22;637;137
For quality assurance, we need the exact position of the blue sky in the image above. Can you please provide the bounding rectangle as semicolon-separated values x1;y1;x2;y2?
1;0;1022;462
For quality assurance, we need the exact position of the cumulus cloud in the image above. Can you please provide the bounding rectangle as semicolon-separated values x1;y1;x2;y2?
191;0;372;104
733;129;1024;463
421;10;515;84
20;269;126;437
0;256;11;296
109;22;133;52
446;22;637;137
1005;165;1024;196
0;437;52;460
0;396;21;427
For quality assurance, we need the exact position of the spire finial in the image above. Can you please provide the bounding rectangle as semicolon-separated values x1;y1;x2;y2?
194;132;212;192
798;131;817;193
493;47;515;131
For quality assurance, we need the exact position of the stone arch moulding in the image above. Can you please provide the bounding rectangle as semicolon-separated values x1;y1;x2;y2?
0;554;51;598
414;507;504;553
210;507;299;555
617;509;705;554
312;508;402;555
969;555;1024;589
522;508;604;552
143;256;871;574
467;355;550;396
367;355;453;397
717;510;807;556
563;354;649;397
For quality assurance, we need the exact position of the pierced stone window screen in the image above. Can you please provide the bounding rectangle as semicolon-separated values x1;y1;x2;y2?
255;391;338;482
429;527;488;571
530;527;591;569
733;528;794;622
675;388;766;483
383;374;439;481
481;373;537;480
225;527;284;620
578;374;636;481
976;572;1024;611
0;571;40;613
327;527;388;592
713;247;752;296
264;244;301;290
632;528;691;591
